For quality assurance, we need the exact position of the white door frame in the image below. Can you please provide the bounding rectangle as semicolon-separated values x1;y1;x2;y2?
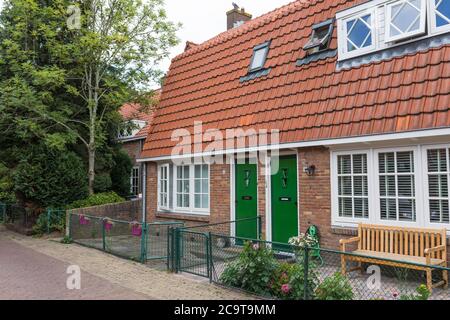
266;150;300;243
230;154;259;238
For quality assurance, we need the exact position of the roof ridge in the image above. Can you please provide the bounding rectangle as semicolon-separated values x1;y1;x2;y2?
175;0;314;60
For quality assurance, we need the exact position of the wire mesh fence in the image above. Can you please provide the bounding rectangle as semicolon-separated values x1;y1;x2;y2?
69;212;184;264
167;218;449;300
207;236;450;300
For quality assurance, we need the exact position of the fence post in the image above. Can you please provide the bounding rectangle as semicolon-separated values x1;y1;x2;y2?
140;223;147;263
207;232;213;283
102;219;106;251
68;212;72;239
47;209;51;234
303;246;310;300
175;228;180;273
257;216;262;240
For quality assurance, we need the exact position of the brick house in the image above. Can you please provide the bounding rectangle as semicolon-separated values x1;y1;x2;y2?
138;0;450;257
118;90;160;197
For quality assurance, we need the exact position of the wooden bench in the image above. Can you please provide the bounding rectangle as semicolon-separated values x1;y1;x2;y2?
340;224;448;292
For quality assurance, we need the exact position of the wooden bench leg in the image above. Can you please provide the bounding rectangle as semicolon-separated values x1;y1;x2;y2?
426;268;433;294
341;255;347;276
443;270;449;289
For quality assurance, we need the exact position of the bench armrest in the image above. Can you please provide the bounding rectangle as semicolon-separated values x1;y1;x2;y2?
424;245;446;255
425;245;446;264
340;237;360;252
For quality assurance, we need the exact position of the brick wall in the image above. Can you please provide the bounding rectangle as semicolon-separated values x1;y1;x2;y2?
297;146;343;250
121;139;143;165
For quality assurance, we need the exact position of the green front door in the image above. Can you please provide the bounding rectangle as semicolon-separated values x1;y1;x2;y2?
271;155;298;244
235;163;258;240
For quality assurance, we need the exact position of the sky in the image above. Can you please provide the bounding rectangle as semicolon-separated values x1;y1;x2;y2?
161;0;294;72
0;0;295;75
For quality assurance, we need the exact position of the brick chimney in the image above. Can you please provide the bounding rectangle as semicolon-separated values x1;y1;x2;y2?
226;3;252;30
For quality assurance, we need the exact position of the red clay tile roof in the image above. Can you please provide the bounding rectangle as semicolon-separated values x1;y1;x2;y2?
119;90;161;139
142;0;450;158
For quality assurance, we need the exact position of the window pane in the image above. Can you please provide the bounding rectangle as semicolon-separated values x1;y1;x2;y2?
346;14;372;52
202;194;209;209
195;179;201;193
202;165;209;178
195;165;201;178
353;154;367;174
338;155;351;174
194;194;201;208
398;175;414;197
202;179;208;193
435;0;450;27
391;1;421;32
250;48;267;70
399;199;415;221
397;151;414;173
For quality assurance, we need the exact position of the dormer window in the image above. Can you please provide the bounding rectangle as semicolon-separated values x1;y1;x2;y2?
303;19;335;54
337;0;450;61
385;0;426;42
431;0;450;33
249;41;270;72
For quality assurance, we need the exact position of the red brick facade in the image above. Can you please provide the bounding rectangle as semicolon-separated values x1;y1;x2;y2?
121;139;144;166
144;147;450;260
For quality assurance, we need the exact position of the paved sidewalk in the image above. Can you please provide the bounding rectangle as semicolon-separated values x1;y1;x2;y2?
0;229;252;300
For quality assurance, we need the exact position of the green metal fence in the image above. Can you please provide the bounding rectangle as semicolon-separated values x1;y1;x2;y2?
0;203;7;224
168;223;450;300
69;212;183;264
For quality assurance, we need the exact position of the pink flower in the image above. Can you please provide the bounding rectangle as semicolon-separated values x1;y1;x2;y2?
392;291;399;299
252;243;259;250
281;284;291;294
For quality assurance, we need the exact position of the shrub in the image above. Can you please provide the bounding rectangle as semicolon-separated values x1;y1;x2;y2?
220;242;278;296
93;173;113;193
32;209;66;235
13;145;88;208
399;285;430;300
66;192;125;209
315;272;354;300
269;262;319;300
110;149;133;197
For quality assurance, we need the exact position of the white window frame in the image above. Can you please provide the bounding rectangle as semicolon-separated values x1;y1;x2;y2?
173;163;210;215
332;150;373;225
130;166;140;196
338;8;377;60
429;0;450;34
373;147;422;227
385;0;427;43
422;144;450;229
336;0;450;61
157;163;170;210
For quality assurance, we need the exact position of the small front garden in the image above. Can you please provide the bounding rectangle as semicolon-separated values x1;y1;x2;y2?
218;238;432;300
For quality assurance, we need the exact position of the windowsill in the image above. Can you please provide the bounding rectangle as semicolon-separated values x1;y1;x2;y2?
156;211;210;222
239;68;271;83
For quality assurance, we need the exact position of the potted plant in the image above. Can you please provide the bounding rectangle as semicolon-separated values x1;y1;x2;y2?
130;221;142;237
79;214;90;226
103;218;114;232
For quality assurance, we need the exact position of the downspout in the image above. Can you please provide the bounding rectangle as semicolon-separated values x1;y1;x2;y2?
141;162;147;224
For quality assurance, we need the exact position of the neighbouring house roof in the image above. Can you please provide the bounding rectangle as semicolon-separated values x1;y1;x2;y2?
141;0;450;159
119;90;161;140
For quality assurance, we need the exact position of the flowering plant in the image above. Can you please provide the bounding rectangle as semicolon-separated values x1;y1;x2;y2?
103;218;114;232
130;221;142;237
288;233;318;248
79;215;90;225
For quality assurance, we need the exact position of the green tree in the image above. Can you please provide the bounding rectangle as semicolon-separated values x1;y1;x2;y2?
13;145;89;208
0;0;179;195
110;148;133;197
